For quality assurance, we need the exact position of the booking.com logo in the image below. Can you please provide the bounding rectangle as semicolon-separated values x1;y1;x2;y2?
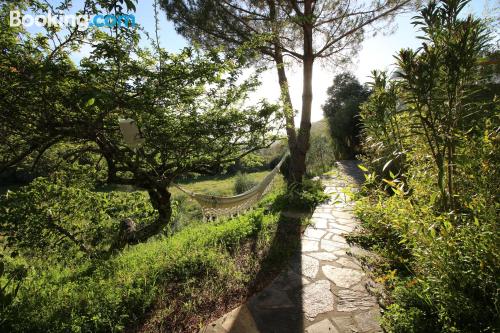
10;11;136;31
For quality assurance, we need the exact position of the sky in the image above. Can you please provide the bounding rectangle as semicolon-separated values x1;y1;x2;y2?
35;0;499;122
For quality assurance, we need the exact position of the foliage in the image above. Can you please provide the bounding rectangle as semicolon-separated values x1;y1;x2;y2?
305;134;336;176
0;178;156;259
162;0;410;182
0;257;27;325
274;178;329;212
394;0;493;210
233;172;259;194
323;72;370;159
0;0;281;248
359;70;409;180
0;181;323;332
354;1;499;332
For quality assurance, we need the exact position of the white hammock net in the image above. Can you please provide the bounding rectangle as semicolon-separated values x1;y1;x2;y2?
173;154;287;219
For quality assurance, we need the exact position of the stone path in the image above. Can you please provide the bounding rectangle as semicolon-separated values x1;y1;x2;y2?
201;161;381;333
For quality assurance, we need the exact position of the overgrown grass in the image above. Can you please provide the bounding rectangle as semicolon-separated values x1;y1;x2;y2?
0;175;322;333
170;171;284;231
173;171;275;196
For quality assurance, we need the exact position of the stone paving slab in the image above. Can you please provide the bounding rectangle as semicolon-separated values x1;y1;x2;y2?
200;161;381;333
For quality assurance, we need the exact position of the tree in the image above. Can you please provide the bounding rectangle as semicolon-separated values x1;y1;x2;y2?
0;1;280;252
161;0;411;182
323;72;369;159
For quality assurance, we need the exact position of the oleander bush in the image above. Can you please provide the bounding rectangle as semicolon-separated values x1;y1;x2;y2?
354;1;500;332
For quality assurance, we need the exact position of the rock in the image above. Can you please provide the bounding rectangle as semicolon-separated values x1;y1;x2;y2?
310;217;328;229
290;255;320;279
250;287;294;309
335;289;378;312
312;212;333;219
302;239;320;252
271;269;308;291
199;322;227;333
330;211;353;219
330;235;348;244
304;228;327;239
306;252;338;262
219;305;260;333
354;309;382;332
302;280;334;320
330;316;359;333
328;223;355;233
322;266;364;288
305;319;339;333
337;257;361;269
321;239;348;252
324;232;334;239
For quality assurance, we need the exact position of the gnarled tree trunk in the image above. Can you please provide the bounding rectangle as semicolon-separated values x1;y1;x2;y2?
110;186;173;252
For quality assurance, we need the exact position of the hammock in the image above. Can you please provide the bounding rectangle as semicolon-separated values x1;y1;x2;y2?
173;153;287;219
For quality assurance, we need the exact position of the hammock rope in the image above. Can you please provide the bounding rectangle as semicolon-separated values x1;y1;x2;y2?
173;153;287;219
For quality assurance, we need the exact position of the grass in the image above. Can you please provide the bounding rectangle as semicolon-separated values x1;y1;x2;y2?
92;170;284;233
172;171;276;196
1;171;324;333
1;190;302;333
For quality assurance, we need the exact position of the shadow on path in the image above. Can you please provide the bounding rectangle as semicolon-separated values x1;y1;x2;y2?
202;160;382;333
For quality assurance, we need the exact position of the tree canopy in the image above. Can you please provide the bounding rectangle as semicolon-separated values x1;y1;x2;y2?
0;0;280;251
323;72;370;159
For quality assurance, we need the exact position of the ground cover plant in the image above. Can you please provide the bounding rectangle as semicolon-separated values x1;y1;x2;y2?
352;1;499;332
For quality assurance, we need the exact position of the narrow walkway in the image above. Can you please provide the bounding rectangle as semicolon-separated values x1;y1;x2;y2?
201;161;381;333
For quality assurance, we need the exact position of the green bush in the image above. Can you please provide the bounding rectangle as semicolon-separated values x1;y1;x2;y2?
0;195;285;332
0;178;156;259
0;167;325;332
274;178;329;212
353;2;499;331
0;182;310;332
355;173;499;332
323;72;370;160
233;172;258;194
305;134;336;177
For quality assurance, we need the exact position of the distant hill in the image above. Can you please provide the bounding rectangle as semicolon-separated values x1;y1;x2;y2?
310;119;330;137
262;119;331;158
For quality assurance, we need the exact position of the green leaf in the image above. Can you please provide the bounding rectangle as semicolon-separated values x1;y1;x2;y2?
85;98;95;107
358;164;368;172
383;178;397;187
474;217;480;226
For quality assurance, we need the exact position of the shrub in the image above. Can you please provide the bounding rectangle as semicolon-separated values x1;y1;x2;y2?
323;72;370;159
274;178;329;212
233;172;258;194
355;175;499;332
0;178;156;259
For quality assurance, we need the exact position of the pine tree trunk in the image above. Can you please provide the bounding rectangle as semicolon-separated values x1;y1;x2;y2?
274;51;297;150
292;1;314;183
